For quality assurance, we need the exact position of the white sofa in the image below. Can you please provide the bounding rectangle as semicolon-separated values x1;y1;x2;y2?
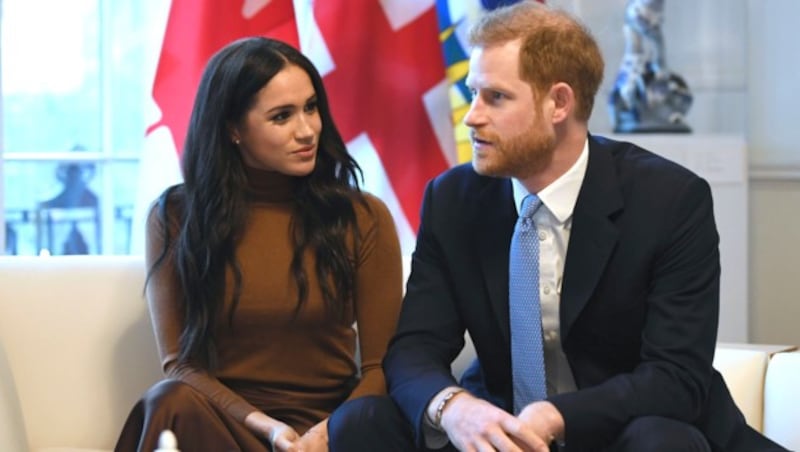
0;256;798;451
0;256;161;452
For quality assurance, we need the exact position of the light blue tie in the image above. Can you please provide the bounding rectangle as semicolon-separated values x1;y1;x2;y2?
510;194;547;414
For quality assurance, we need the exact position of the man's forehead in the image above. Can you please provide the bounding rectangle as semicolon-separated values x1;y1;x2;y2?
465;43;523;88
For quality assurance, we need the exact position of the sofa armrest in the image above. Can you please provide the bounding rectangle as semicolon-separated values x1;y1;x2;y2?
763;351;800;451
0;256;162;451
0;341;29;452
712;346;770;431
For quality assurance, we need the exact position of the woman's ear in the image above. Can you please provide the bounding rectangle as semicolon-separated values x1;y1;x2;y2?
549;82;574;124
227;122;241;145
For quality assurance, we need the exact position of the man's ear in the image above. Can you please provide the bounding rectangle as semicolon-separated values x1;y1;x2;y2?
549;82;574;124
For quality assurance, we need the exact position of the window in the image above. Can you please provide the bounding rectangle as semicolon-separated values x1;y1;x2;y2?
1;0;168;255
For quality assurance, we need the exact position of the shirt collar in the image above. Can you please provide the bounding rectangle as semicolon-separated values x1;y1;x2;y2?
512;138;589;224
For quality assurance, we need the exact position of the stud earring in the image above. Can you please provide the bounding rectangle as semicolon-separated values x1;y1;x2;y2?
233;138;240;145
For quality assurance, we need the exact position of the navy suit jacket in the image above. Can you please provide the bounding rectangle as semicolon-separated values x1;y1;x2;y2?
384;135;748;451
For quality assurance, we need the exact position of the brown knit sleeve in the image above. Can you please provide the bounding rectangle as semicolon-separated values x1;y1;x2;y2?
144;199;259;423
346;194;403;400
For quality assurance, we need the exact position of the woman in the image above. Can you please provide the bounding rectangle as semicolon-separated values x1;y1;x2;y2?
116;37;403;452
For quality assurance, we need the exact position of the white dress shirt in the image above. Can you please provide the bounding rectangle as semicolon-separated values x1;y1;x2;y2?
511;139;589;396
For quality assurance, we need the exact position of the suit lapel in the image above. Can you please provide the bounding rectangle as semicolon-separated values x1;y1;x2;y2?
474;178;517;343
561;137;624;339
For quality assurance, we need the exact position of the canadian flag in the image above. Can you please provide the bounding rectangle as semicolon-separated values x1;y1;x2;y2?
132;0;455;255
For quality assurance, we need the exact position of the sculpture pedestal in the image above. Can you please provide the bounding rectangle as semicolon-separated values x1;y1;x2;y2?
610;134;749;342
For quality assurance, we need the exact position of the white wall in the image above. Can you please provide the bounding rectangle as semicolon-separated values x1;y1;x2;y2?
552;0;799;344
745;0;800;345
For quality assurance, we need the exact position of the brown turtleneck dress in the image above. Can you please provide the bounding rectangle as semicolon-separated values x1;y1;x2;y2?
115;167;403;451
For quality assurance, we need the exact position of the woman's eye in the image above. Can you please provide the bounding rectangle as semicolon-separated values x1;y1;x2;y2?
304;100;318;113
271;111;290;122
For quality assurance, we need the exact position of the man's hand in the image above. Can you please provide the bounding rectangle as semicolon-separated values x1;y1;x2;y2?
439;392;550;452
517;401;565;446
295;419;329;452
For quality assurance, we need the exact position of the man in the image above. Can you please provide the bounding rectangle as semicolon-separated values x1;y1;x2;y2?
328;2;787;451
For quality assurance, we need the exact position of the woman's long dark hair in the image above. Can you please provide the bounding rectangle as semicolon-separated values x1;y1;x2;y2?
148;37;363;370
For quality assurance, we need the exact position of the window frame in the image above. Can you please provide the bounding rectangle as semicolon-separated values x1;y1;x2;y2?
1;0;148;256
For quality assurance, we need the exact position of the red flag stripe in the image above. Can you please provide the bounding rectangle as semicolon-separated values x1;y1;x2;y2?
312;2;449;230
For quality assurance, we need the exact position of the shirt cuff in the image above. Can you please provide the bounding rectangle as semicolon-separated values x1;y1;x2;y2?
422;414;450;449
421;385;463;449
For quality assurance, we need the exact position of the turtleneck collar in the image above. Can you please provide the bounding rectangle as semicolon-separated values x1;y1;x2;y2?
244;165;299;203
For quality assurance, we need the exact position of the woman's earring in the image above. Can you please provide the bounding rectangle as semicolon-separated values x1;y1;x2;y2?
233;138;240;145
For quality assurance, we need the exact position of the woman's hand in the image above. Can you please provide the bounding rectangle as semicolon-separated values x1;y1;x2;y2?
244;411;301;451
269;422;302;452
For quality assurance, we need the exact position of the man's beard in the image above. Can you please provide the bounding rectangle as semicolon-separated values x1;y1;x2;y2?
472;121;556;180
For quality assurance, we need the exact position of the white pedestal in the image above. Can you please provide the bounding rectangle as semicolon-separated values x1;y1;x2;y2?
610;134;749;342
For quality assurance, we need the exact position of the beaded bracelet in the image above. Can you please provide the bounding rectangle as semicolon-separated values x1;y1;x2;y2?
433;388;466;430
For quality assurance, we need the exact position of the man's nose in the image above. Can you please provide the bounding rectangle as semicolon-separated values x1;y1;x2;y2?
463;97;486;127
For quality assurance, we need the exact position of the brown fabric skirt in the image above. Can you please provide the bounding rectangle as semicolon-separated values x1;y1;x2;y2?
115;379;270;452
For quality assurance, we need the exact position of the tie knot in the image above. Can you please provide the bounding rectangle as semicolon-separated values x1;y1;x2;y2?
519;194;542;219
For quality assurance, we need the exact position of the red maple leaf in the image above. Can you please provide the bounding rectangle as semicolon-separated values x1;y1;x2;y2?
149;0;298;157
